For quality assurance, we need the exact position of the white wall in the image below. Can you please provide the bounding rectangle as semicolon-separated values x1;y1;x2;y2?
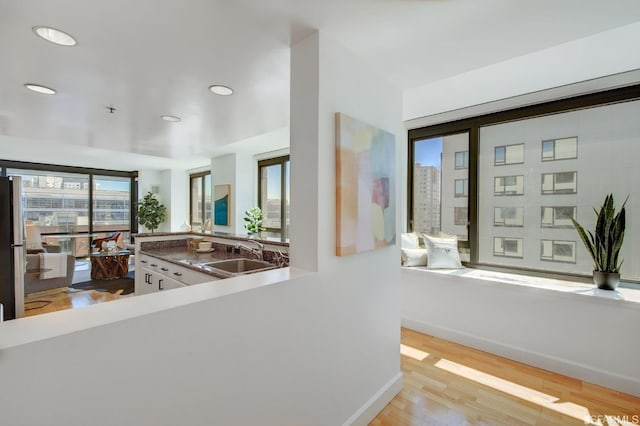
0;30;403;426
404;21;640;121
211;153;238;233
401;269;640;396
290;31;404;423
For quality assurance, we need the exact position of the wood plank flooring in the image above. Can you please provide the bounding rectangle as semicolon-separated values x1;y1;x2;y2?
24;287;125;317
371;328;640;426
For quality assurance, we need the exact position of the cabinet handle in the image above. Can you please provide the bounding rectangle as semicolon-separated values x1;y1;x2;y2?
141;260;148;264
150;263;158;267
144;273;150;284
173;272;182;277
161;267;169;272
158;279;164;290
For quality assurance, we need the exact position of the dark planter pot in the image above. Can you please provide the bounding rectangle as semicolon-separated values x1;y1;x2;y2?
593;271;620;290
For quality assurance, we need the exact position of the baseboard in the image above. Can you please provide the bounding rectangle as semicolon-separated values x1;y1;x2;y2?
343;371;403;426
402;317;640;398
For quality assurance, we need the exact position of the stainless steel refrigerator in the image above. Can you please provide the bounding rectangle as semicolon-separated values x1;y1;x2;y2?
0;176;25;321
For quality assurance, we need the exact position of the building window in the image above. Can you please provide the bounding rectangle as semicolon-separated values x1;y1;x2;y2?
542;137;578;161
454;207;468;226
493;237;523;258
494;207;524;227
494;144;524;166
190;172;211;230
541;171;577;194
455;151;469;169
540;240;576;263
454;179;469;197
494;175;524;196
258;155;289;238
541;206;576;228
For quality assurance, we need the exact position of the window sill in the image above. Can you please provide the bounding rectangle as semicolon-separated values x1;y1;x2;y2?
401;266;640;306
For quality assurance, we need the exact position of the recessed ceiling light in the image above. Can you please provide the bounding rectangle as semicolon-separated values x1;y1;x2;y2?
161;115;181;122
208;85;233;96
24;83;56;95
33;26;77;46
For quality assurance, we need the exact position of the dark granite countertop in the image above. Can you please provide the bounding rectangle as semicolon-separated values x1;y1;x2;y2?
139;246;280;280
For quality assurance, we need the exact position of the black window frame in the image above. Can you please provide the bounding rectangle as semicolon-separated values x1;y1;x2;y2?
408;83;640;284
0;159;137;243
257;155;289;238
189;171;211;229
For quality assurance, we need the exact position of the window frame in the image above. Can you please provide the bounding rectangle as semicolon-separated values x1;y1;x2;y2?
0;160;137;249
257;155;290;238
494;143;525;166
189;171;211;229
407;83;640;285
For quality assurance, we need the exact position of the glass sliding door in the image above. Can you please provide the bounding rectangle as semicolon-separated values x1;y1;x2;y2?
93;175;131;247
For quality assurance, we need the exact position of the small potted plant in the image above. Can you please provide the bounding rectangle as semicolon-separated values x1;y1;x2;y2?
243;207;266;235
137;192;167;233
571;194;627;290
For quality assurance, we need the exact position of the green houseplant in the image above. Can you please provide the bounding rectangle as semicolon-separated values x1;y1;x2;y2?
137;192;167;233
571;194;627;290
243;207;266;234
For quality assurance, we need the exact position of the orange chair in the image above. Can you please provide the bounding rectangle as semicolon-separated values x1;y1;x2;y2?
91;232;122;251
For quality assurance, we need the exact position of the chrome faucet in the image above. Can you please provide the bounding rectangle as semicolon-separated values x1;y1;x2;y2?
237;240;265;260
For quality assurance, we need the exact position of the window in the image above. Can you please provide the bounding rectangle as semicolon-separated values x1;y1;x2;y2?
493;237;523;258
540;240;576;263
494;175;524;196
3;161;135;257
541;172;577;194
409;85;640;284
455;151;469;169
541;206;576;228
411;133;469;251
454;207;468;226
494;144;524;166
542;137;577;161
190;172;212;230
454;179;468;197
258;155;289;238
494;207;524;227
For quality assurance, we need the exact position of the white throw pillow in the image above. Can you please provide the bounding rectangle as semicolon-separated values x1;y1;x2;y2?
401;248;428;267
400;232;420;249
422;234;462;269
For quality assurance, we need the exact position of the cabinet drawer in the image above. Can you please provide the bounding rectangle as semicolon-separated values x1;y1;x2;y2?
175;267;218;285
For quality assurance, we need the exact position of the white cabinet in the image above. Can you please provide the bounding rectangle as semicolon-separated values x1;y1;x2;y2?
135;254;217;295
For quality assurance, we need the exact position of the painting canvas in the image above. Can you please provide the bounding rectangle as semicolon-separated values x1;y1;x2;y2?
336;112;396;256
214;184;231;226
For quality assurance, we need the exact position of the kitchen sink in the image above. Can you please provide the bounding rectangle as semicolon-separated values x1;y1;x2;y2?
200;258;276;274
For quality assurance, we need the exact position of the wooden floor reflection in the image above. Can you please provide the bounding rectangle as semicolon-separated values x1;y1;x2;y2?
371;328;640;426
24;287;124;317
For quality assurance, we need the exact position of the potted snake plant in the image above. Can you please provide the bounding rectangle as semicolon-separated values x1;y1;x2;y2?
571;194;627;290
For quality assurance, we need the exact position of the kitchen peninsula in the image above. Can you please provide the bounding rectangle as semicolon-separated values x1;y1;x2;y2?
134;232;289;295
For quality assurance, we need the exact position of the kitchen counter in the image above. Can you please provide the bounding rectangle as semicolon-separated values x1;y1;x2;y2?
139;246;260;279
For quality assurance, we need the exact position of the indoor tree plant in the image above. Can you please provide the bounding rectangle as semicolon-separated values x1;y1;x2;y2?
571;194;627;290
243;206;266;234
137;192;167;233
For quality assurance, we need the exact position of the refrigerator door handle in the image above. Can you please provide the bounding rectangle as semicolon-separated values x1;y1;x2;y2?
11;176;24;246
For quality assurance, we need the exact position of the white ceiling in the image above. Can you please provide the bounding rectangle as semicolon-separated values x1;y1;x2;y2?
1;0;640;171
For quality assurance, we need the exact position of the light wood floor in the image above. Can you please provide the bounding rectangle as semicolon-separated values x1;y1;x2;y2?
371;328;640;426
24;287;125;317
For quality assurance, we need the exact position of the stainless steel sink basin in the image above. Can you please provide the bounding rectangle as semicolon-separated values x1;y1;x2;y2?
200;258;276;274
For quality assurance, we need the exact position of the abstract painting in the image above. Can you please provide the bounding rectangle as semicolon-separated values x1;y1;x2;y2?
214;184;230;226
336;112;396;256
